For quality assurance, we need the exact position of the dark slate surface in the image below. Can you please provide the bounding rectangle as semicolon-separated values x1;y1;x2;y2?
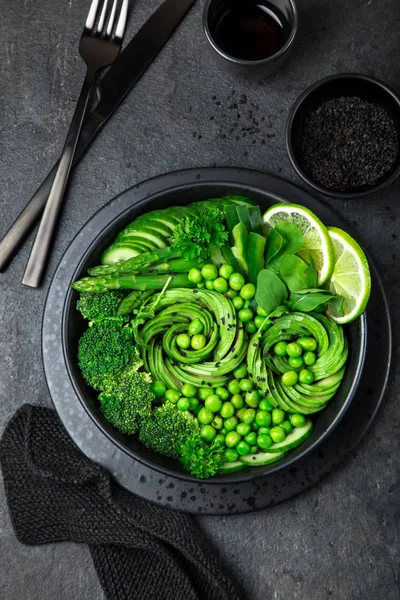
0;0;399;599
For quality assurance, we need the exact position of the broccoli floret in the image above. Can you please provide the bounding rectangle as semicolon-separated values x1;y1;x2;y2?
138;402;199;459
78;320;137;391
178;435;225;479
76;291;125;322
99;368;154;435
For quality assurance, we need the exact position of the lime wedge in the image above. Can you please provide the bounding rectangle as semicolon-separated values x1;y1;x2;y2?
262;204;335;285
326;227;371;324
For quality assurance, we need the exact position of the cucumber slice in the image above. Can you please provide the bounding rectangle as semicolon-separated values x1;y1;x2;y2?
239;450;285;466
101;243;141;265
218;461;245;474
117;227;167;248
121;219;173;238
268;420;313;453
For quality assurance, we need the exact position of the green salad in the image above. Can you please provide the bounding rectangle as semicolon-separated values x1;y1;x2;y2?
72;196;371;478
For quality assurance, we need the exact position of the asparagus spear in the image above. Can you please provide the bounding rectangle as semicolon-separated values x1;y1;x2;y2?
71;273;194;294
87;247;181;277
117;290;154;316
138;258;199;274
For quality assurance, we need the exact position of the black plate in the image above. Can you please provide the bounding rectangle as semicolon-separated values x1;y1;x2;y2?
42;168;392;514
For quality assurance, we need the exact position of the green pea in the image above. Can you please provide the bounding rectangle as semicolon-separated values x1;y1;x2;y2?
220;427;228;437
201;264;218;281
176;333;191;349
197;282;205;289
233;363;248;379
205;395;223;413
232;296;245;310
270;426;286;443
177;398;190;411
242;408;256;424
191;334;207;350
220;402;235;419
298;337;317;351
212;415;224;430
303;351;317;366
254;315;269;330
274;341;288;356
225;431;242;448
290;413;306;428
271;408;285;425
215;387;230;400
199;388;214;400
188;318;204;336
236;422;251;436
245;321;258;334
238;308;254;323
281;420;293;434
213;277;229;293
236;407;247;421
236;441;251;456
225;289;238;299
240;283;256;300
231;393;244;409
251;422;259;431
181;383;196;398
288;356;304;369
187;393;198;407
198;407;213;425
224;448;239;463
151;380;167;397
257;434;273;450
259;398;274;411
245;390;261;408
239;378;254;392
165;389;180;404
205;280;215;290
282;370;299;387
228;379;241;396
229;272;246;291
251;445;258;453
219;264;235;280
286;342;303;358
256;307;268;317
188;268;203;284
244;432;257;445
258;427;271;435
224;416;239;432
299;369;314;384
200;425;216;442
255;410;272;427
192;405;201;416
243;299;251;309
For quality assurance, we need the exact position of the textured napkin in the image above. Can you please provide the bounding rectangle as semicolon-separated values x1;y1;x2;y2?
0;405;242;600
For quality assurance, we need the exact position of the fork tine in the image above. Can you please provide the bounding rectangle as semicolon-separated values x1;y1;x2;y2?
106;0;118;37
97;0;109;33
115;0;129;39
85;0;100;30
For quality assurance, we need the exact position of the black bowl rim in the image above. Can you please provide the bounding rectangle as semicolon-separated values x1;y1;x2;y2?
61;176;367;484
202;0;298;66
286;72;400;199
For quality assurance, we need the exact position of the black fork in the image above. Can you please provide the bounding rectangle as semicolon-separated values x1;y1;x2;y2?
22;0;129;288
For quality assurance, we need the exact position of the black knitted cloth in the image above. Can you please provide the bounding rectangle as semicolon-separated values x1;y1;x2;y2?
0;405;242;600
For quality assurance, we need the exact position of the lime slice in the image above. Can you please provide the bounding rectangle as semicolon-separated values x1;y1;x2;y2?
325;227;371;324
262;204;335;285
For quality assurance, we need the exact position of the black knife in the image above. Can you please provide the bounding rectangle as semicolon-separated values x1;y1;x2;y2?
0;0;195;272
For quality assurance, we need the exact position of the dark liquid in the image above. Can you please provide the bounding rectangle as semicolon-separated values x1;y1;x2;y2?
213;2;286;61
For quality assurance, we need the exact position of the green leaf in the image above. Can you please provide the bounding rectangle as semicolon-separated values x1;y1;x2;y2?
279;255;317;292
256;269;288;315
327;295;345;317
286;292;340;312
231;222;249;275
265;229;287;265
274;222;304;254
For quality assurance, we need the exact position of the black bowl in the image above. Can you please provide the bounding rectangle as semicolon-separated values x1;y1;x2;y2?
286;73;400;199
62;182;367;483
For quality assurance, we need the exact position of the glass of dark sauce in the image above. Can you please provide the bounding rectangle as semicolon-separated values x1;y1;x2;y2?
203;0;298;79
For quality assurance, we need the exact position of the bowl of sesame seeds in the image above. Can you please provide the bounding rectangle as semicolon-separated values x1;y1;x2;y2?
286;73;400;199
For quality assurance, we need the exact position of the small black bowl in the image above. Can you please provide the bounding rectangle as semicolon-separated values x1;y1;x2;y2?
62;180;367;483
286;73;400;199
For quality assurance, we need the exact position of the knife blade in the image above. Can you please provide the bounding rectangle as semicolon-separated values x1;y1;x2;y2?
0;0;196;272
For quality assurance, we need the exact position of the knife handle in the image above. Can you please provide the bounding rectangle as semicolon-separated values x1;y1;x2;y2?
0;166;57;272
